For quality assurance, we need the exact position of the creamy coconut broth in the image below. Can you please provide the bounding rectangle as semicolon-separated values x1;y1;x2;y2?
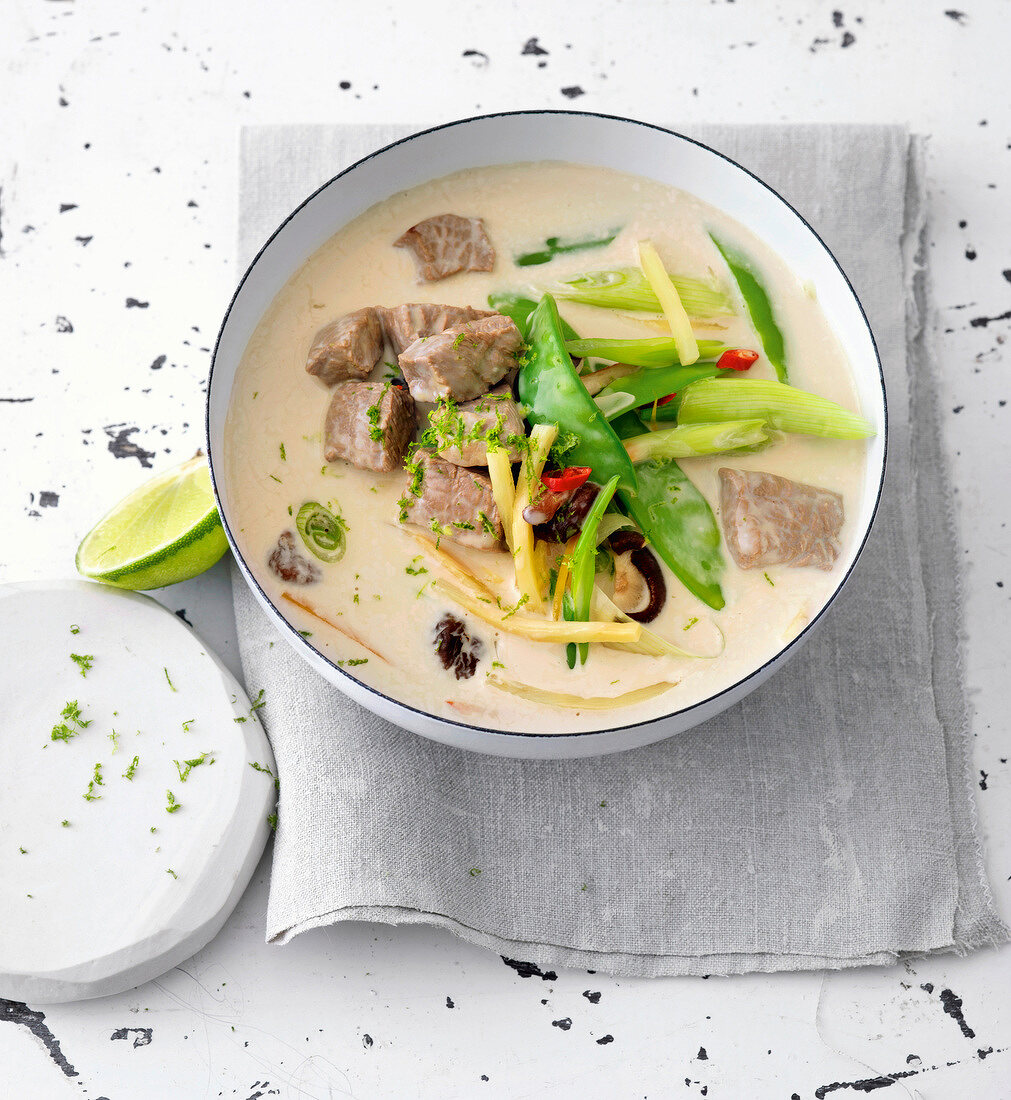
223;162;871;734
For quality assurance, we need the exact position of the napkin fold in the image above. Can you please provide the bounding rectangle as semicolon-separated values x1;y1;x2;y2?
232;122;1007;976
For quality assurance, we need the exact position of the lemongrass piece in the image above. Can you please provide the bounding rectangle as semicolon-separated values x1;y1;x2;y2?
591;586;722;659
554;268;734;316
678;378;875;440
400;529;498;598
512;422;558;610
487;674;676;711
280;592;389;662
487;447;516;553
580;361;640;396
551;539;576;621
565;337;725;368
638;240;699;366
431;578;640;645
623;420;769;463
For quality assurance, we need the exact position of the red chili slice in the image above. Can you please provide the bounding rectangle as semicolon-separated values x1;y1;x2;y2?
717;348;759;371
656;392;678;407
541;466;591;493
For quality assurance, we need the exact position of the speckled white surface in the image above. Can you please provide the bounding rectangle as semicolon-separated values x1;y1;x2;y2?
1;1;1008;1097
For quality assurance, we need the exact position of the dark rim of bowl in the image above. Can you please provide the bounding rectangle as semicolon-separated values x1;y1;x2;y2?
206;108;888;742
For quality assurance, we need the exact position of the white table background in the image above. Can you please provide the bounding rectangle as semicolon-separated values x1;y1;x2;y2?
2;1;1009;1096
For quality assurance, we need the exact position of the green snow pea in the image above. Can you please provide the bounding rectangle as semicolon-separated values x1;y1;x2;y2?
487;292;579;342
611;411;726;610
518;295;638;494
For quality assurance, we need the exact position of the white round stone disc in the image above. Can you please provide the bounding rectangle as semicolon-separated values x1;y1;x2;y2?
0;580;276;1004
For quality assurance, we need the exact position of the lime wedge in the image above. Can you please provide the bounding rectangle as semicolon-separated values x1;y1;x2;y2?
76;454;229;590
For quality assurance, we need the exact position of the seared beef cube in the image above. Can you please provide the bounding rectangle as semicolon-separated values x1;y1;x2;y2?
323;381;416;473
394;214;495;282
718;467;844;571
402;451;504;550
437;385;526;466
268;530;320;584
380;303;494;355
398;314;523;403
306;307;384;385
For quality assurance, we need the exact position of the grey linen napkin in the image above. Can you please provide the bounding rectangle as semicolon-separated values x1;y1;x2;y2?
231;123;1008;976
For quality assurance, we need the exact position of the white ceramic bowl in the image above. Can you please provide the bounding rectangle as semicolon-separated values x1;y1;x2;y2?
207;111;886;760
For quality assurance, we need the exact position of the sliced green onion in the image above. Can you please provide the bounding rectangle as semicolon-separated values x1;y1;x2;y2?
565;338;726;368
554;267;734;316
515;229;621;267
623;420;770;463
677;379;875;439
597;363;721;415
296;501;348;563
569;474;621;665
594;391;637;420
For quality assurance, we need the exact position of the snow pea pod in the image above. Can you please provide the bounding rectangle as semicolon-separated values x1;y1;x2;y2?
709;233;788;384
611;411;726;610
487;292;579;342
518;295;638;495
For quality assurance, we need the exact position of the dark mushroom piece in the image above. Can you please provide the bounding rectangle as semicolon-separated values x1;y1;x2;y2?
608;530;666;623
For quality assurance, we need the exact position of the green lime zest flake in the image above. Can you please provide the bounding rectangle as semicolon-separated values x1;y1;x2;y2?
366;380;392;442
599;800;607;808
61;820;70;827
269;474;282;484
165;789;181;813
249;688;266;713
249;760;279;792
70;624;80;635
164;667;177;692
405;556;428;576
108;730;120;752
19;846;27;854
500;593;529;620
70;652;94;677
345;658;368;667
279;442;286;461
298;630;312;638
296;501;348;563
267;812;278;831
174;751;213;782
52;699;91;742
166;868;178;879
123;755;139;780
182;718;194;732
150;826;157;833
468;867;482;877
764;571;775;587
683;617;699;631
83;763;104;801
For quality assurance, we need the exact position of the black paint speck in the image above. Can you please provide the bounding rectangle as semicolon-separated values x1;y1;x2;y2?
445;996;455;1009
561;85;585;98
39;491;59;507
150;354;166;370
110;1026;153;1048
841;30;856;47
501;957;557;981
187;200;199;208
463;50;489;67
243;90;251;98
125;298;149;309
939;988;976;1039
551;1017;572;1031
582;990;601;1004
59;203;77;213
480;1074;489;1081
965;248;977;261
55;315;74;333
596;1034;614;1045
921;982;934;993
1002;269;1011;284
339;80;351;90
174;608;193;626
697;1046;708;1060
362;1033;373;1048
522;37;548;56
970;310;1011;328
1;999;78;1077
979;770;988;790
953;405;964;413
75;235;93;246
978;1046;994;1059
104;425;155;468
945;9;967;23
832;10;843;27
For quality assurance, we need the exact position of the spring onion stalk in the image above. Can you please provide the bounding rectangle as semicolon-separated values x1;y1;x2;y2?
512;422;558;611
593;391;637;421
431;578;640;645
596;363;721;416
554;267;735;316
565;337;726;368
487;675;675;710
569;474;621;665
486;448;516;553
638;240;699;365
595;514;635;545
591;587;720;659
623;420;769;463
677;378;876;440
709;233;788;383
552;536;578;621
515;229;621;267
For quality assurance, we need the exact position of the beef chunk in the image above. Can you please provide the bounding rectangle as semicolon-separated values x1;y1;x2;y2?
394;214;495;282
323;381;416;473
268;530;320;584
401;451;504;550
380;303;494;355
718;467;844;571
436;385;526;466
306;307;384;385
433;613;482;680
398;314;523;403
